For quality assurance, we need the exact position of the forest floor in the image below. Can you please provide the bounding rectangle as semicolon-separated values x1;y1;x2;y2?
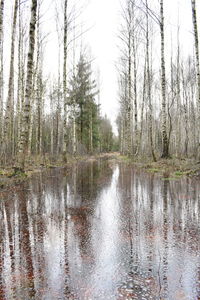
0;152;117;191
117;154;200;180
1;152;199;191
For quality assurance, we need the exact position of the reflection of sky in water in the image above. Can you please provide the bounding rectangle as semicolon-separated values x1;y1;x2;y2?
91;166;120;296
44;220;65;298
0;161;199;300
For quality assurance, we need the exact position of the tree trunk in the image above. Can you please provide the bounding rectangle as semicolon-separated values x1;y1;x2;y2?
89;109;93;153
133;29;138;155
18;0;38;169
160;0;169;158
56;86;61;156
72;115;76;155
50;96;54;156
191;0;200;153
16;5;22;153
138;58;146;155
4;0;18;157
0;0;4;150
146;0;156;161
120;118;124;154
63;0;68;161
36;73;43;155
176;29;181;156
127;30;132;156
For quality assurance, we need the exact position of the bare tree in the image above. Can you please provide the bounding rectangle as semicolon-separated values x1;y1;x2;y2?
4;0;18;158
18;0;38;169
191;0;200;154
63;0;69;161
160;0;169;158
0;0;4;149
145;0;156;161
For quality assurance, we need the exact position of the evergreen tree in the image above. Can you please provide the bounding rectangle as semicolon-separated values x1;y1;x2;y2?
68;55;99;153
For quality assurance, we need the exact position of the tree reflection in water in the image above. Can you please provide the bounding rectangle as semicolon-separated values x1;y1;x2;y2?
0;160;199;299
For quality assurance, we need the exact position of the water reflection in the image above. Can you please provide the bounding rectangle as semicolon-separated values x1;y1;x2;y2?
0;160;199;299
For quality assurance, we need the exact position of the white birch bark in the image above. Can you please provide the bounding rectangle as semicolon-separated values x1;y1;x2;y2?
4;0;18;156
146;0;156;161
63;0;68;161
191;0;200;152
160;0;169;158
18;0;38;168
0;0;4;146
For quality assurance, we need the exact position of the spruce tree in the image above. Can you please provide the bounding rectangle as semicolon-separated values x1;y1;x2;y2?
68;55;99;153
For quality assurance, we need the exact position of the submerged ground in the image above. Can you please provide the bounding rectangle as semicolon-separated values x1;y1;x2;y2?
0;158;199;299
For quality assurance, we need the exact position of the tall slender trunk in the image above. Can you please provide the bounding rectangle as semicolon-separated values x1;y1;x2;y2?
138;58;146;155
176;28;181;156
18;0;38;169
80;102;83;144
72;115;76;155
32;3;43;154
4;0;18;157
63;0;68;161
27;95;34;155
127;31;132;156
89;109;93;153
55;9;62;157
133;29;138;154
0;0;4;148
56;86;61;156
50;95;54;156
36;73;43;155
120;117;124;154
183;95;189;157
17;5;22;152
191;0;200;151
146;0;156;161
160;0;169;158
181;67;189;157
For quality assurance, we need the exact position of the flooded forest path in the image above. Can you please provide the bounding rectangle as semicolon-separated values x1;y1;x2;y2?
0;157;199;300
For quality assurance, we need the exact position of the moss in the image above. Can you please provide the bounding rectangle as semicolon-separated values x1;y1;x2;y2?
148;168;159;173
118;155;133;164
174;171;184;176
0;170;4;175
116;154;200;178
161;177;179;181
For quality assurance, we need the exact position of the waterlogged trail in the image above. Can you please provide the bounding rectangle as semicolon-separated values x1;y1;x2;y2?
0;159;199;300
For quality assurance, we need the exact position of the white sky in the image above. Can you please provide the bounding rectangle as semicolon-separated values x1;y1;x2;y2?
3;0;200;134
83;0;121;127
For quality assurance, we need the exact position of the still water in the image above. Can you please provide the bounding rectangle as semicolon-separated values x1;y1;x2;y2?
0;159;199;299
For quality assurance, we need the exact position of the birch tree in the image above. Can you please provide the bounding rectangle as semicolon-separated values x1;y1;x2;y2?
18;0;38;168
0;0;4;148
191;0;200;154
119;0;134;156
160;0;169;158
63;0;68;161
4;0;18;157
145;0;156;161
